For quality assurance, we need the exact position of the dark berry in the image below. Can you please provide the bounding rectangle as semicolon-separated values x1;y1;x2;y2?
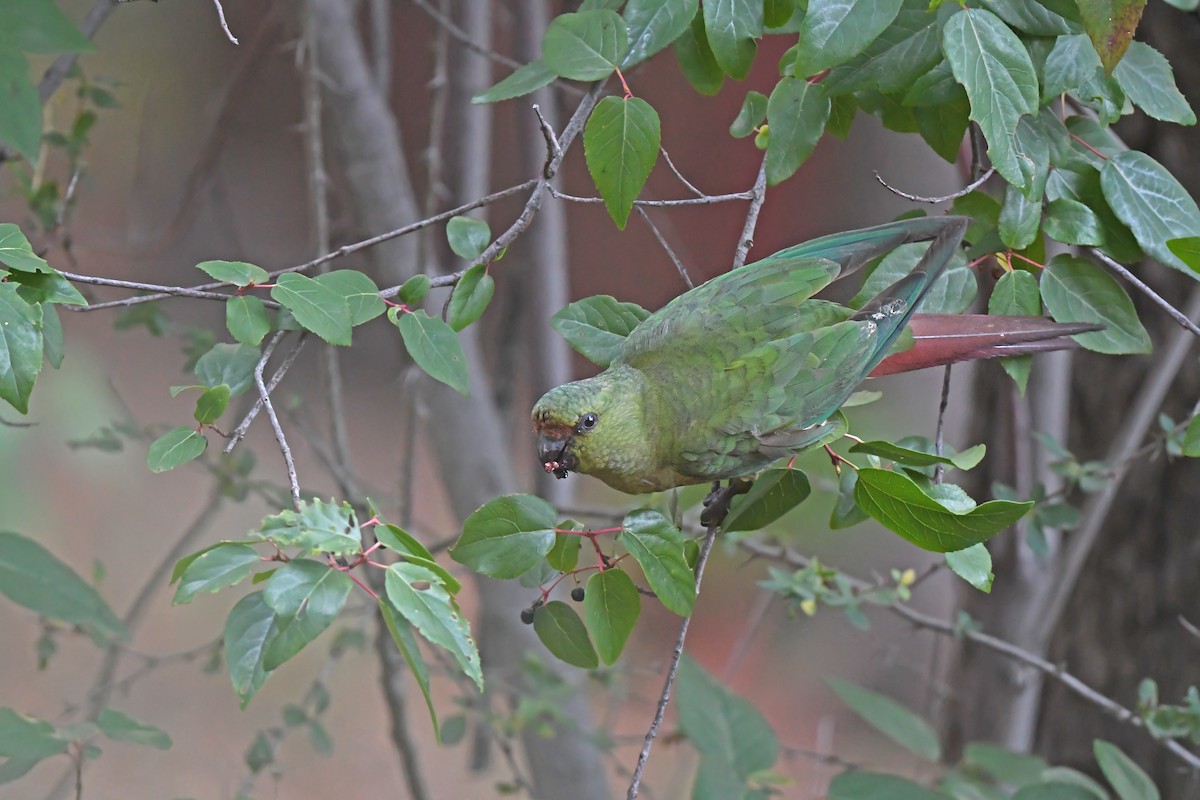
571;587;586;602
520;607;536;625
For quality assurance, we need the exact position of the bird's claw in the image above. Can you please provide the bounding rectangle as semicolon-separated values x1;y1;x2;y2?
700;478;753;529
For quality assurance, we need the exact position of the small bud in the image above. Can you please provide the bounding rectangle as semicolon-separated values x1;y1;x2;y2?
571;587;585;602
899;568;916;587
800;598;817;616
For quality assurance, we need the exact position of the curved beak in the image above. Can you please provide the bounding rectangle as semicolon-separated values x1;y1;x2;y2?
537;429;574;479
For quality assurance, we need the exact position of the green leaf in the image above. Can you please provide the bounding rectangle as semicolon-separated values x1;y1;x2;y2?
913;90;971;163
831;468;869;529
622;0;698;68
194;342;260;396
225;295;271;346
1168;237;1200;274
702;0;761;79
378;599;440;739
1012;783;1103;800
1000;183;1041;250
146;427;207;473
541;10;629;81
722;469;811;532
1040;255;1151;354
765;77;831;185
261;559;353;670
945;543;993;592
0;708;67;760
271;273;352;345
1184;415;1200;458
796;0;905;76
0;49;41;162
826;3;945;97
448;263;495;332
1;0;93;54
1045;198;1106;246
942;8;1039;190
1100;150;1200;274
8;268;87;306
391;309;469;395
584;95;660;230
313;270;385;326
677;655;778;781
730;90;768;138
96;709;172;750
1093;740;1159;800
0;531;125;641
618;509;695;616
172;542;260;604
1040;767;1114;799
374;523;435;562
854;468;1032;552
533;600;598;668
827;677;941;760
1112;42;1194;125
472;61;555;104
829;772;951;800
385;562;483;691
583;568;640;665
397;274;431;306
546;528;582;572
964;742;1050;786
193;384;230;425
224;591;276;707
196;260;270;287
41;303;63;369
452;494;558;579
674;8;724;95
0;281;43;413
0;224;49;272
1042;34;1102;102
550;295;649;367
988;269;1040;392
255;499;361;556
446;216;491;261
1076;0;1146;74
850;441;985;470
1046;163;1142;263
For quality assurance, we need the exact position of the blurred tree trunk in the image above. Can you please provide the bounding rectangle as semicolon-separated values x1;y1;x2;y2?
950;7;1200;796
310;1;611;796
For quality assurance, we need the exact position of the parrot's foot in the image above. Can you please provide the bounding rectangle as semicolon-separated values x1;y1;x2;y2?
700;478;753;529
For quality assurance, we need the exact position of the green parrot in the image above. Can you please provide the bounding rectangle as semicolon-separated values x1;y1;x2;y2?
533;216;1095;495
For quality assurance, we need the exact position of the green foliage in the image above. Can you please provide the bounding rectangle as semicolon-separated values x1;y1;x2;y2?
1094;740;1160;800
541;10;628;81
549;295;650;367
1040;255;1151;354
827;677;941;760
584;95;661;229
618;509;695;616
722;468;811;532
533;600;599;668
388;308;469;395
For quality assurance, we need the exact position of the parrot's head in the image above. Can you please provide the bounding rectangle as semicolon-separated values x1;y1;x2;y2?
531;369;649;485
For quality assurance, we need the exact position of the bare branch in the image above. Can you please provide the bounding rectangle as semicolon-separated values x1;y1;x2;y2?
224;333;308;454
1034;287;1200;647
627;520;721;799
548;188;755;207
58;271;255;308
874;167;995;204
731;154;769;270
660;145;705;198
210;0;239;44
738;538;1200;772
253;333;302;508
933;365;953;483
1089;249;1200;338
410;0;522;69
636;206;694;289
38;0;119;104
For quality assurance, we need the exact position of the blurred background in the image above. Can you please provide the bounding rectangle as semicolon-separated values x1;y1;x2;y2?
2;1;1198;798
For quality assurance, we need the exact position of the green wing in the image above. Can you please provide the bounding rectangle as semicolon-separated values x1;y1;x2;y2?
617;217;969;481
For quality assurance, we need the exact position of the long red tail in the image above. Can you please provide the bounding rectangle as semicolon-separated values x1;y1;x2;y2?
869;314;1102;377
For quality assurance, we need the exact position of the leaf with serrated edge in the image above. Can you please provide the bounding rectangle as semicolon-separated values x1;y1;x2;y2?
766;77;831;185
551;295;650;366
378;598;440;738
173;542;260;604
1101;150;1200;274
386;563;482;690
945;543;993;592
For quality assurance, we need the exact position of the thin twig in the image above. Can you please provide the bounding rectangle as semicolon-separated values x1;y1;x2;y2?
1089;249;1200;338
636;207;693;289
737;538;1200;772
252;334;301;508
659;146;704;198
224;332;308;454
722;590;773;680
933;365;953;483
731;155;769;270
58;271;256;307
210;0;239;44
627;522;719;799
873;167;995;204
548;188;755;207
409;0;522;69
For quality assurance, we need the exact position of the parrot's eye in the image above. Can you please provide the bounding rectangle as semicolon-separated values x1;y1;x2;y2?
578;413;598;432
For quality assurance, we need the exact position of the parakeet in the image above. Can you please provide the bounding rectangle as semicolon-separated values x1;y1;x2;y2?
533;217;1095;494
